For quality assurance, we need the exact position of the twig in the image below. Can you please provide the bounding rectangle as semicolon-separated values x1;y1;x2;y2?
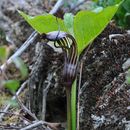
49;0;64;14
41;66;62;120
0;80;28;120
20;121;47;130
42;73;53;120
21;121;60;130
0;31;38;71
15;94;38;121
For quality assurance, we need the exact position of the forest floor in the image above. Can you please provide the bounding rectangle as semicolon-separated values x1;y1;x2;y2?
0;0;130;130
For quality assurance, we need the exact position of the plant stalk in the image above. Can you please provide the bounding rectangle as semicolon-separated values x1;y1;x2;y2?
66;87;72;130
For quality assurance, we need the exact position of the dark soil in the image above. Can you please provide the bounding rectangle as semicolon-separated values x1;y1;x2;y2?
79;22;130;130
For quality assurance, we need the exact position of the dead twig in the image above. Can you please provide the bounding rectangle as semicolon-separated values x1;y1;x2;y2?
0;31;38;71
15;94;38;121
21;121;61;130
41;65;62;120
49;0;64;14
42;73;53;120
20;121;47;130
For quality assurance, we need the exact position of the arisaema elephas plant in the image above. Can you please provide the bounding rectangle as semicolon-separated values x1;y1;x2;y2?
18;2;122;130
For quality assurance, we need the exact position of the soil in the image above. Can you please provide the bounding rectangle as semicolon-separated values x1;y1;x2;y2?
79;22;130;130
0;0;130;130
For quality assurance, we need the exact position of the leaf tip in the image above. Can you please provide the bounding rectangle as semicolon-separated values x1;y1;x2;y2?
17;10;24;15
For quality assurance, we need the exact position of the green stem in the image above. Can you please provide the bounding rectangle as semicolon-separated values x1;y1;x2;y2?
71;80;77;130
66;87;72;130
